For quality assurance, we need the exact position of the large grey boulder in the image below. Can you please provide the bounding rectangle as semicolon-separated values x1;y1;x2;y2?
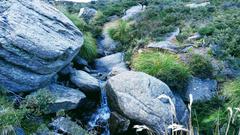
122;5;145;20
70;70;100;94
78;7;97;22
48;84;86;113
183;77;218;102
105;71;188;134
95;53;126;72
0;0;83;92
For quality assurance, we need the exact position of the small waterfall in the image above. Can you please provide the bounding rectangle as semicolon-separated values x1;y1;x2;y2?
88;81;111;135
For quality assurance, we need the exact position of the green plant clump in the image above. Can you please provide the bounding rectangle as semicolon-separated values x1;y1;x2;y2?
109;20;132;45
0;97;26;128
79;32;97;62
132;51;190;91
209;10;240;58
189;54;214;79
198;25;215;36
193;78;240;134
21;89;55;116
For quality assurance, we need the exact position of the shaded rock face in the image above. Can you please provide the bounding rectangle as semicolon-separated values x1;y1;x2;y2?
109;112;130;135
173;93;189;126
183;77;218;102
0;0;83;92
105;71;182;134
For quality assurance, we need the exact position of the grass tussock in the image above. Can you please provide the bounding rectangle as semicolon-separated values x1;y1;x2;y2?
189;54;214;79
79;32;97;62
132;51;190;91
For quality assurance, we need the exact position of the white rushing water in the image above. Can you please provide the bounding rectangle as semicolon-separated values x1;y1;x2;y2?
88;81;111;135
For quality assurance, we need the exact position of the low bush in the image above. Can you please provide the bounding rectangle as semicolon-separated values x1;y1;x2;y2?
63;12;90;32
21;89;55;116
109;20;132;46
189;54;214;79
79;32;97;62
132;51;190;91
198;25;215;36
0;97;26;128
209;9;240;58
95;0;137;17
0;88;27;134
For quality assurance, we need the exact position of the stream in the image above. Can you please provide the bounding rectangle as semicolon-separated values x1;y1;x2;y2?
88;81;110;135
86;34;113;135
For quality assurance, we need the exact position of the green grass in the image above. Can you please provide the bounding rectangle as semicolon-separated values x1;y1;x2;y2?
63;12;91;32
0;89;26;134
62;12;98;62
192;78;240;134
208;9;240;58
223;78;240;109
79;32;97;62
189;54;214;79
131;1;214;41
132;51;190;91
198;25;215;36
109;20;132;47
94;0;137;17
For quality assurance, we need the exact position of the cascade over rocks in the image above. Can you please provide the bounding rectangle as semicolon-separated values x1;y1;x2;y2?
0;0;83;92
105;71;189;134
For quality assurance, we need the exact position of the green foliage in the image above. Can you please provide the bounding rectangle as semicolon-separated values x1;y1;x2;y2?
198;25;215;36
109;20;132;45
193;78;240;134
0;96;26;128
96;0;137;17
192;97;225;134
208;9;240;58
189;54;214;79
21;89;55;116
223;78;240;109
132;51;190;90
131;2;213;41
79;32;97;62
63;12;91;32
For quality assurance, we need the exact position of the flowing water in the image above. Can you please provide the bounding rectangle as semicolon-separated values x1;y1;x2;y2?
88;81;111;135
